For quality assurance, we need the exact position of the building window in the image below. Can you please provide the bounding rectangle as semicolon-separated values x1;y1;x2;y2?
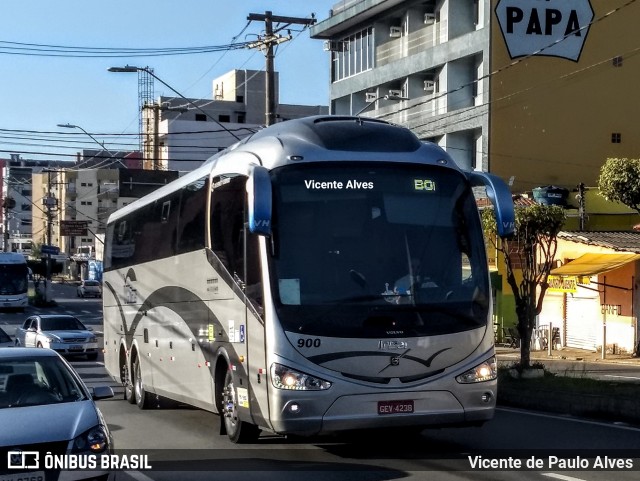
331;27;374;82
219;115;231;122
613;56;623;67
21;203;32;211
237;114;245;124
236;95;244;103
195;113;207;122
611;133;622;143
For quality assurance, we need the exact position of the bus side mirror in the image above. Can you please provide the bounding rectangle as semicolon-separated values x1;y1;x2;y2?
247;165;272;236
468;172;515;238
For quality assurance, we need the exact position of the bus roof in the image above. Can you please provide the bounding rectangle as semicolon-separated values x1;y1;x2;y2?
0;252;27;264
107;115;461;225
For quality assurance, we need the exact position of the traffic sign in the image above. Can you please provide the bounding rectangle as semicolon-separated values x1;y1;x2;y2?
61;220;89;236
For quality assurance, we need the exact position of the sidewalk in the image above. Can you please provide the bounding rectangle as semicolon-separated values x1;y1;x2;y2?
496;345;640;364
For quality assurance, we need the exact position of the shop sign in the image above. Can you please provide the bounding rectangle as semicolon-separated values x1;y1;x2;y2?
495;0;594;61
547;275;578;293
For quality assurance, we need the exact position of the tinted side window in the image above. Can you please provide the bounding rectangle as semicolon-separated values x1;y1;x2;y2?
177;177;208;255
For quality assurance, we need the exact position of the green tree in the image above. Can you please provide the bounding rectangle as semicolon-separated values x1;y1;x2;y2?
482;203;566;368
598;158;640;214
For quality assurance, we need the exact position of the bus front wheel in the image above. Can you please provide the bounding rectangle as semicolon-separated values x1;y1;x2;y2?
221;370;260;443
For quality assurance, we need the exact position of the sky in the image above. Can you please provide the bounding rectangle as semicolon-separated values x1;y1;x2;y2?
0;0;338;162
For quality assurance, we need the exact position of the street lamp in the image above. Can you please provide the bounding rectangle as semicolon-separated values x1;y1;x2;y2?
57;123;108;152
58;123;123;170
354;93;410;116
108;65;241;141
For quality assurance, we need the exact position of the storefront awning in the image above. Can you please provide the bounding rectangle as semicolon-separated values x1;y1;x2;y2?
551;253;640;276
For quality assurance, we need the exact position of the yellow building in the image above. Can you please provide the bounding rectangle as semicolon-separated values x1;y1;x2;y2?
490;0;640;193
542;232;640;354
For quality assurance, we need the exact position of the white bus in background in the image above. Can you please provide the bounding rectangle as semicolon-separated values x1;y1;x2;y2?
102;116;515;443
0;252;29;311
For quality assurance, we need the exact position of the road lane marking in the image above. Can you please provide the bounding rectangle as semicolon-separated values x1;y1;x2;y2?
497;407;640;432
542;474;587;481
604;374;640;380
125;471;155;481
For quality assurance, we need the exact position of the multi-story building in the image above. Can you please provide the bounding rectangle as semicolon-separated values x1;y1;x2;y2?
311;0;640;193
144;69;329;172
311;0;488;173
1;155;70;253
32;162;178;278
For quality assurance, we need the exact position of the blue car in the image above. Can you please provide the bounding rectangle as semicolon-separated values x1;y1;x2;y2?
0;348;114;480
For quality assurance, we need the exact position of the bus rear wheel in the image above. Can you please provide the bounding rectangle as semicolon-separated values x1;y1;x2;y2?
133;358;152;410
221;370;260;443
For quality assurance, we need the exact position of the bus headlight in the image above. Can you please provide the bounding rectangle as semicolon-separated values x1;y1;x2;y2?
270;363;332;391
455;357;497;384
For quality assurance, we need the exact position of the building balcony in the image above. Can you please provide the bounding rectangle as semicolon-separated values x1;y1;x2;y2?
97;187;119;199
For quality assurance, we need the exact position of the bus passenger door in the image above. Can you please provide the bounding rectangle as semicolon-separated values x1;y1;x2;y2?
238;224;270;429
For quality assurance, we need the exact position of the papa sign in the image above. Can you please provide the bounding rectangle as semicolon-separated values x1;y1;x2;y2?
495;0;594;61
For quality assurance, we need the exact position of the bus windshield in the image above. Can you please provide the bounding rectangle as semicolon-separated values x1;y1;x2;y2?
269;163;489;338
0;263;28;296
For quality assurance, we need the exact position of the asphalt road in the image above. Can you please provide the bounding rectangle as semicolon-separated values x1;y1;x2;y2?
3;282;640;480
91;391;640;481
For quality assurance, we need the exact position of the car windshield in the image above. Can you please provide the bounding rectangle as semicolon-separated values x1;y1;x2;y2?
84;281;100;287
40;317;86;331
0;356;88;408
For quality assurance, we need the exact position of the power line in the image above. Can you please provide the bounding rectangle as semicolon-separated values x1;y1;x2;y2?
0;40;253;58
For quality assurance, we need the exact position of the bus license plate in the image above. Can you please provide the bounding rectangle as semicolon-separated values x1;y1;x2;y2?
378;400;414;415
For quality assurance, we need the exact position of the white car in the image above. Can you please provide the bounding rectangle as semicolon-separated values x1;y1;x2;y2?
14;315;99;360
77;279;102;298
0;347;114;480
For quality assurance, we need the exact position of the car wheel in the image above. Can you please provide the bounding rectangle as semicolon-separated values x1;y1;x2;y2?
221;369;260;443
133;358;152;409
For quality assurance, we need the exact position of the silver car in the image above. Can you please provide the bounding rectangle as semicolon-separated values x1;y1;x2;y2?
15;315;99;360
0;327;12;348
0;348;114;480
77;280;102;298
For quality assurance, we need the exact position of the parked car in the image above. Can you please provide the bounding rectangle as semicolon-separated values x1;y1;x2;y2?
14;315;99;360
77;279;102;298
0;347;114;480
0;327;12;347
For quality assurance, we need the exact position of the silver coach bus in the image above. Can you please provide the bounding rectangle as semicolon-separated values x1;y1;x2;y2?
103;116;514;443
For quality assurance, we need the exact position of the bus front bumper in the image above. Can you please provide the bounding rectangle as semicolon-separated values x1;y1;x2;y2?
268;384;496;436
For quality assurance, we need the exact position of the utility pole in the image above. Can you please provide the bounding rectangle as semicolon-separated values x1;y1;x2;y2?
42;170;59;303
577;182;586;231
2;197;15;252
247;11;316;126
